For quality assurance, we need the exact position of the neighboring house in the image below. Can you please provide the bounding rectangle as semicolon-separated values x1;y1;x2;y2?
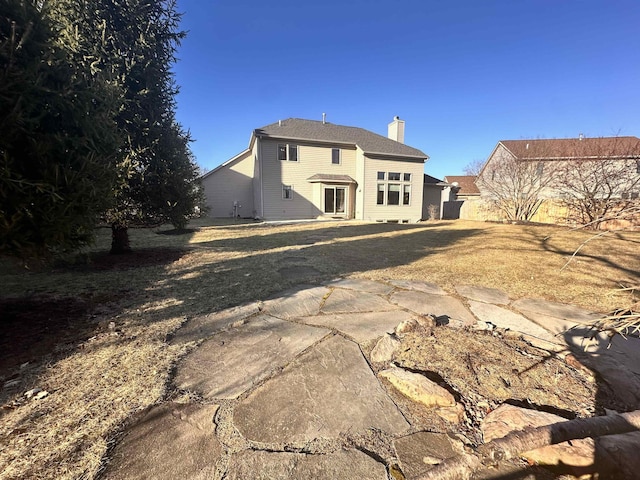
443;176;480;201
202;117;429;222
422;174;449;220
440;175;480;219
473;136;640;224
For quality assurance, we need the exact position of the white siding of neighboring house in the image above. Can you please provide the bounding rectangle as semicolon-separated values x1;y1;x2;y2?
259;138;358;220
202;149;254;218
362;156;425;222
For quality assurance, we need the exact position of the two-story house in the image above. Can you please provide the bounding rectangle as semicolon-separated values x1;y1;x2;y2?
202;117;429;222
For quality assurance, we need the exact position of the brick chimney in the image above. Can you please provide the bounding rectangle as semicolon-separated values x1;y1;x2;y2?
388;116;405;143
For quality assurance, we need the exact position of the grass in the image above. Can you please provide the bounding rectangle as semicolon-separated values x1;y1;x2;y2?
0;218;638;480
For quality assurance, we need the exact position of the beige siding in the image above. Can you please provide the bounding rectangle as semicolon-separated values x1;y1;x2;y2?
202;150;254;218
259;139;358;220
251;141;262;218
362;156;425;222
354;148;366;219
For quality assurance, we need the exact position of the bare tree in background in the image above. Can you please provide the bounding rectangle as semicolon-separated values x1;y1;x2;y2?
476;155;555;222
463;158;485;176
553;137;640;229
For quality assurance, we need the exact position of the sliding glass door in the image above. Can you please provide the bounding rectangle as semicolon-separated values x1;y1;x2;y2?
324;187;346;214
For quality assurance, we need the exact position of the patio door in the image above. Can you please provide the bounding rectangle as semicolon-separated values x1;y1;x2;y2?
324;186;346;215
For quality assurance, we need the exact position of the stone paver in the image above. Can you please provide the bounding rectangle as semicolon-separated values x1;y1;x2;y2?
233;334;409;443
321;288;399;313
468;301;561;346
325;277;395;295
175;315;328;399
226;449;387;480
394;432;463;479
262;285;330;319
456;284;510;305
565;329;640;406
110;277;640;480
388;279;447;295
170;302;261;344
391;290;477;327
297;310;414;343
512;298;601;325
103;403;221;480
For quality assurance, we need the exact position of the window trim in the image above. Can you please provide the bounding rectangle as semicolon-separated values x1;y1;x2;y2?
387;183;401;205
403;184;411;205
376;183;385;205
278;143;299;162
376;171;413;207
331;148;341;165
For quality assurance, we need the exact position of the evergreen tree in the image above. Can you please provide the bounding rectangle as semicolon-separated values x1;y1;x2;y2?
0;0;118;257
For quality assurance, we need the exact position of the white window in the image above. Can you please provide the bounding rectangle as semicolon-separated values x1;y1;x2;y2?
282;184;293;199
403;185;411;205
278;144;298;162
331;148;341;165
388;184;400;205
377;184;385;205
377;171;412;206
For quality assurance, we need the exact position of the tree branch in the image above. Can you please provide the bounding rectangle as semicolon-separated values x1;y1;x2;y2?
416;410;640;480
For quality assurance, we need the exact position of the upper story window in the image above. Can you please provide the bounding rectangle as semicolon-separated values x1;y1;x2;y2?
332;148;341;165
388;172;401;181
278;144;298;162
403;173;411;182
377;171;385;180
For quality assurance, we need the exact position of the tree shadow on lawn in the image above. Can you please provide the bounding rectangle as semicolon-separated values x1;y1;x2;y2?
0;223;474;377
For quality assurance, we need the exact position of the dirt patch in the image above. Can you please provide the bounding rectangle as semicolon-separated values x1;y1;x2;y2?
65;247;188;271
156;228;198;236
0;296;96;375
392;327;606;442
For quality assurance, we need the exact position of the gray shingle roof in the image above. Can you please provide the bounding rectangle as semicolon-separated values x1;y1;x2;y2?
255;118;428;159
307;174;356;183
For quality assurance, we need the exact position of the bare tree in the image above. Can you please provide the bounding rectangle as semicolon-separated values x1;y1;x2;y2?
553;137;640;229
463;158;485;176
476;154;556;222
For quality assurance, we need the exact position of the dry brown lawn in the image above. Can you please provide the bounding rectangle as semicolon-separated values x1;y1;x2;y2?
0;219;638;480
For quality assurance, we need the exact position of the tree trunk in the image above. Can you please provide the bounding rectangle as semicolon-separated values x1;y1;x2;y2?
110;223;132;254
417;410;640;480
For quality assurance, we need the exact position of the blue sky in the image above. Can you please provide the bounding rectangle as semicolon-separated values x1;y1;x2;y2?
173;0;640;180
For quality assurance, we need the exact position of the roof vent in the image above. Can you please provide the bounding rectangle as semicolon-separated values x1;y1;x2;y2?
278;119;282;127
526;143;529;149
322;112;326;125
579;133;584;140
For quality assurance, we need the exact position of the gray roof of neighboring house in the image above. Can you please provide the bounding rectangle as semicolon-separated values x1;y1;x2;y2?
255;118;428;159
423;174;444;184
